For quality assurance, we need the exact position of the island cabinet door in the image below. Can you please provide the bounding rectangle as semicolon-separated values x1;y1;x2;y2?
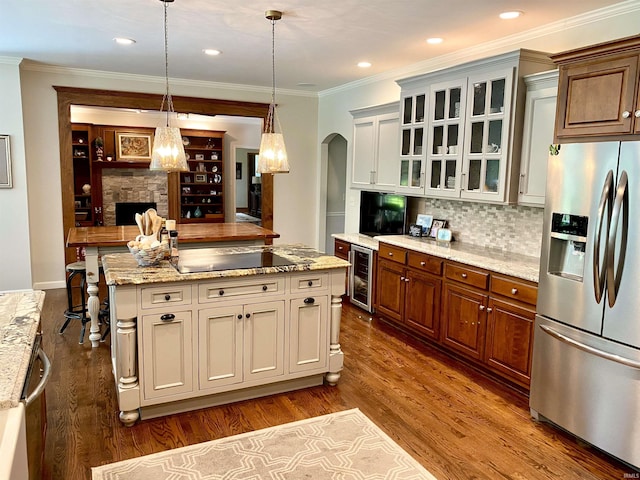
140;310;194;401
289;295;329;374
198;305;243;390
244;300;285;381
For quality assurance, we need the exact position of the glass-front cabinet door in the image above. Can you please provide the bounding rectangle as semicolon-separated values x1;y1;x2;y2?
461;69;514;201
397;89;427;194
425;78;467;198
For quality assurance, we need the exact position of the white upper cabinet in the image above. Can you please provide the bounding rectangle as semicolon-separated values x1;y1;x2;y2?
351;102;399;191
396;50;553;204
397;88;427;195
518;70;558;207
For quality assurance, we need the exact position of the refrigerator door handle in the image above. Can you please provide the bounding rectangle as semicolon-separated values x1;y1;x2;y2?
606;170;629;307
539;324;640;370
593;170;614;304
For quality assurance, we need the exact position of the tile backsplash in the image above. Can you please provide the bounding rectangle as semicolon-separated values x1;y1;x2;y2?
408;198;544;257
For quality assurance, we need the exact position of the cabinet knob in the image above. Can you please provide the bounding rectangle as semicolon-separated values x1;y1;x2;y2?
420;261;426;266
487;307;493;313
237;314;243;319
164;294;171;301
219;289;225;296
511;288;518;295
388;252;393;256
405;278;410;283
245;313;251;318
263;285;268;291
623;111;631;119
636;110;640;118
400;276;405;281
461;273;468;279
308;280;313;287
338;246;343;250
160;313;175;322
479;305;485;311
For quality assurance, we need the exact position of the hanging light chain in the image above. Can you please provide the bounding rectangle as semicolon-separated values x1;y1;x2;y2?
160;0;176;127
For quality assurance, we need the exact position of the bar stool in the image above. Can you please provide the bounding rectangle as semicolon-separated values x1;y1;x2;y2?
60;261;90;344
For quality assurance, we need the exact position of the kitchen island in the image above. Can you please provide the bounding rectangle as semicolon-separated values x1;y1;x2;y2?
67;223;280;347
101;245;349;426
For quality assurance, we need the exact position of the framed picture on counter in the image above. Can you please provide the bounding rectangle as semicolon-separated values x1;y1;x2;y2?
429;219;447;238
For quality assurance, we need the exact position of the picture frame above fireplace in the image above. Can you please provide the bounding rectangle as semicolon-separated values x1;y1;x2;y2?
116;131;153;162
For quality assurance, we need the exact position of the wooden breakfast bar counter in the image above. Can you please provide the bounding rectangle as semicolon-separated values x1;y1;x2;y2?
67;223;280;347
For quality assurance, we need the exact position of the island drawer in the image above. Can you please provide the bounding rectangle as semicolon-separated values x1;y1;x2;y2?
407;251;443;275
198;276;285;303
290;272;329;293
491;274;538;305
334;239;350;260
445;262;489;290
140;284;192;310
379;244;407;265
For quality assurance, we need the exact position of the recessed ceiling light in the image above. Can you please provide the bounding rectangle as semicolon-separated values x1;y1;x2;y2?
426;37;443;45
357;61;372;68
499;11;523;19
203;49;222;56
114;37;136;45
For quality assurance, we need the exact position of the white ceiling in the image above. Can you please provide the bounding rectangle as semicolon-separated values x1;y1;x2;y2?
0;0;628;92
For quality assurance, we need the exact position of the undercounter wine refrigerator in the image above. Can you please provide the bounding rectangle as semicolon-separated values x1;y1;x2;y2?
530;141;640;469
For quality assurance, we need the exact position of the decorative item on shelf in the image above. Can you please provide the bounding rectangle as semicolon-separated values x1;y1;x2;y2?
408;224;423;237
195;154;204;161
206;138;214;149
193;206;203;218
184;175;191;183
182;136;190;146
82;183;91;195
436;227;452;246
94;136;104;161
149;0;188;173
106;155;114;161
416;214;433;236
195;173;207;183
214;173;222;184
210;152;218;160
212;165;218;172
258;9;289;174
197;162;206;172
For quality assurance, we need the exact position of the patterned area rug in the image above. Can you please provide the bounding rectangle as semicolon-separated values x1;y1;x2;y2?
92;409;437;479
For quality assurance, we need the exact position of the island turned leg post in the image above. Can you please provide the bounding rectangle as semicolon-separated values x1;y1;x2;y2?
84;247;102;348
326;293;344;386
116;315;140;426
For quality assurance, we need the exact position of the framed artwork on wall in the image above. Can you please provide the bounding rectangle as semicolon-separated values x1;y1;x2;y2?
116;132;153;161
0;135;12;188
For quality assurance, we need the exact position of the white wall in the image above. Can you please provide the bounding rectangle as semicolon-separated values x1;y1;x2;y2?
317;5;640;236
0;59;33;290
17;67;318;289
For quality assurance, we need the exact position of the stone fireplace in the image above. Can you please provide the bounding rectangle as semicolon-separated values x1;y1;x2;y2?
101;168;168;226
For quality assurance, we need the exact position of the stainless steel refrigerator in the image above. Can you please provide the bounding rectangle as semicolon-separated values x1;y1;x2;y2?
531;141;640;469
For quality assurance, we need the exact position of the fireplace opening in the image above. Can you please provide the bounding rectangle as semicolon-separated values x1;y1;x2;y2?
115;202;157;226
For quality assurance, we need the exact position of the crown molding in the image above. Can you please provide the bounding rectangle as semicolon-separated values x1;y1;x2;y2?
319;0;640;98
19;61;317;99
0;56;23;66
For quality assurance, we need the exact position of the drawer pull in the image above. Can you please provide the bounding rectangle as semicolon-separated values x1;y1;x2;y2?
262;285;268;291
511;288;518;295
308;280;313;287
304;297;315;304
160;314;175;322
420;261;426;266
461;273;468;279
388;252;393;256
164;294;171;301
219;289;225;296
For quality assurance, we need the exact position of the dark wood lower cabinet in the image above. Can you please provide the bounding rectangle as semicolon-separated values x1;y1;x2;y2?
484;297;535;387
375;246;537;390
441;281;487;361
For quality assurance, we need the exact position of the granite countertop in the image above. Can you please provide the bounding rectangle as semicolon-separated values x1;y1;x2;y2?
332;233;380;251
0;290;45;410
377;235;540;283
103;244;351;286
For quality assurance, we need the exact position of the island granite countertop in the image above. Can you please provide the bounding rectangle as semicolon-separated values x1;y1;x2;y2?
0;290;45;410
102;244;351;286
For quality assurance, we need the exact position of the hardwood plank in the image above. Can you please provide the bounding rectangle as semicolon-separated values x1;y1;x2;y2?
40;288;634;479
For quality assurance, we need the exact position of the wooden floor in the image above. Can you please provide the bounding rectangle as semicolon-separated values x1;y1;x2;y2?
40;289;634;479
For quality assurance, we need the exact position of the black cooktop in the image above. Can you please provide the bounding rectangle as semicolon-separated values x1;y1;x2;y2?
174;249;296;274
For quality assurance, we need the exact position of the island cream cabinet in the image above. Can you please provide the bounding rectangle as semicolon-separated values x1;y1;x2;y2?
350;102;399;191
396;50;553;204
109;268;344;426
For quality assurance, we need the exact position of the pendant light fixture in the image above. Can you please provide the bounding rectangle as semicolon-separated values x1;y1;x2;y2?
258;10;290;174
149;0;188;172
